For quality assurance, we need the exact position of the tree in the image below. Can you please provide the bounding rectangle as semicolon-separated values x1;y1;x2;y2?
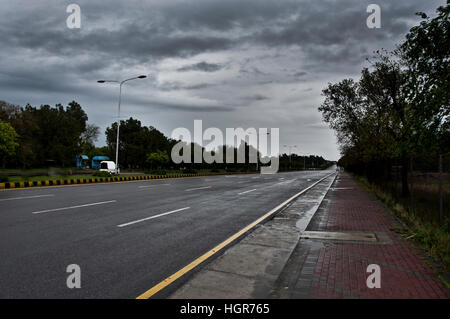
28;102;88;167
0;100;91;168
80;123;100;155
146;150;169;169
319;52;412;195
81;124;100;146
105;118;171;169
0;101;38;168
360;53;412;195
399;4;450;154
319;3;449;198
0;121;19;168
319;78;363;155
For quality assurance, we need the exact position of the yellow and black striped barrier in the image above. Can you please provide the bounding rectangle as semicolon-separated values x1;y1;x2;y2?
0;171;257;190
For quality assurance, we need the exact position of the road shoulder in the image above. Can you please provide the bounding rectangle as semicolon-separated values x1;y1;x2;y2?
169;174;336;298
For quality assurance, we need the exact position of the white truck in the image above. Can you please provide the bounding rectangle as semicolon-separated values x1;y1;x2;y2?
99;161;117;174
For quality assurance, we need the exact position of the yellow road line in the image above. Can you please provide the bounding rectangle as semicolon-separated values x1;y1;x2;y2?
136;172;336;299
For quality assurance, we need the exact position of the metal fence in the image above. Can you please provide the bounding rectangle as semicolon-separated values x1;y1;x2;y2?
389;153;449;226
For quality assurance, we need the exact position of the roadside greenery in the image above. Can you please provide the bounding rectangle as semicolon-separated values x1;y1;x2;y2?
0;102;331;172
0;121;19;168
354;174;450;274
92;171;113;178
146;150;170;169
0;101;97;168
319;4;449;197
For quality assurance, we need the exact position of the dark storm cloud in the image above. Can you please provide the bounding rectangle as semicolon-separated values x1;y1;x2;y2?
3;25;232;63
248;0;439;69
0;0;445;159
1;0;441;72
158;0;301;31
177;62;224;72
117;92;235;112
239;66;269;76
157;81;214;91
242;94;269;101
150;101;234;112
293;71;307;77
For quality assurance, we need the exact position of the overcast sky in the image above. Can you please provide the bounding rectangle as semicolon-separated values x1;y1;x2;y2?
0;0;444;160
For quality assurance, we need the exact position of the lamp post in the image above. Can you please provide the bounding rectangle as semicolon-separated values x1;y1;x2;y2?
255;131;270;171
97;75;147;174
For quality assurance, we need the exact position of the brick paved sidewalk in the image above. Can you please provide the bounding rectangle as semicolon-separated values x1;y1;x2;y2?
306;172;449;299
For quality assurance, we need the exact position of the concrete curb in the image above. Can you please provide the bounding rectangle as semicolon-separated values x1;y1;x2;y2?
0;171;258;190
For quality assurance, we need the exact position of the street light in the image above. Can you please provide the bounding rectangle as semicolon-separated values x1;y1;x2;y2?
254;131;270;171
97;75;147;174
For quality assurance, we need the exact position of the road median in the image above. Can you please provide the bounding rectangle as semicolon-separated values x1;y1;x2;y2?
0;171;259;190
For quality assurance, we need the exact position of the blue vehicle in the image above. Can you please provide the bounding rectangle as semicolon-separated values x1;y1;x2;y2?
75;155;89;169
91;156;110;170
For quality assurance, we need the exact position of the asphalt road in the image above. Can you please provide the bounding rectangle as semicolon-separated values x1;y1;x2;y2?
0;169;334;298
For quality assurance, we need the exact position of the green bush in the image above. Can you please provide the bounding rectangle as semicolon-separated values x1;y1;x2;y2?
182;169;197;174
210;168;220;173
92;171;112;177
0;175;9;183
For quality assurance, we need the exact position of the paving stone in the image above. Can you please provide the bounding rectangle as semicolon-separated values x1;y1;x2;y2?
308;173;450;299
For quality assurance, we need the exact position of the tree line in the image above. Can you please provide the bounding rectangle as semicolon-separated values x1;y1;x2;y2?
0;101;330;171
104;117;330;171
0;101;97;168
319;4;449;197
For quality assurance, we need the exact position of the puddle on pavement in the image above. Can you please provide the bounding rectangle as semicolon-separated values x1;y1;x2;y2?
300;231;378;242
